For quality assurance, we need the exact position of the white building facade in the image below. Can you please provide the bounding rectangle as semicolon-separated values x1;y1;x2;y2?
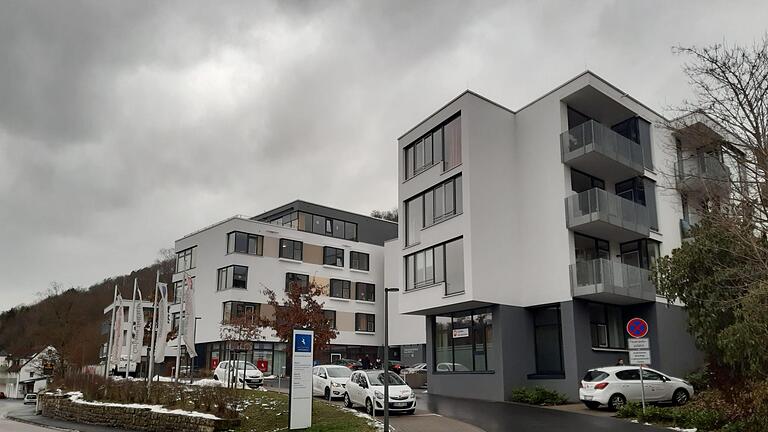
173;201;397;376
394;71;710;401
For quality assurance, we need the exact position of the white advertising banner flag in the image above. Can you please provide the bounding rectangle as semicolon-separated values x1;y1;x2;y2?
183;274;197;357
131;290;145;367
289;329;314;430
154;283;169;364
109;294;124;368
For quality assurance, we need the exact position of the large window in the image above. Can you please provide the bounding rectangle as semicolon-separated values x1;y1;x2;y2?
324;247;344;267
616;177;658;231
227;232;263;255
405;175;463;245
533;306;564;375
356;313;375;332
223;301;259;324
172;279;193;304
433;308;493;373
404;114;461;180
285;272;310;293
270;211;357;242
405;237;463;294
330;279;351;299
324;310;337;329
279;239;303;261
217;265;248;291
356;283;375;302
588;303;625;349
176;247;196;272
350;251;370;271
620;239;660;270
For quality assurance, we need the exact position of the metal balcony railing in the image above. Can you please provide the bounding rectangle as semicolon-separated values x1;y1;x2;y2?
561;120;646;176
570;258;655;303
675;154;730;192
565;188;650;239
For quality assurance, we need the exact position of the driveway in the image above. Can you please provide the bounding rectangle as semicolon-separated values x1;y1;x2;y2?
420;392;661;432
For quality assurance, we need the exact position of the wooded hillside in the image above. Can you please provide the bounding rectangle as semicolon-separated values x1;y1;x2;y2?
0;258;175;366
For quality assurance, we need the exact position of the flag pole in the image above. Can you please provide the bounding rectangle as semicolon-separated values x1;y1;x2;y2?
126;278;137;379
104;285;118;380
148;270;160;389
174;275;185;383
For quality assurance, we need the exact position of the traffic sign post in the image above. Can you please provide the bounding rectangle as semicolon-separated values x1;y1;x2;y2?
626;318;650;414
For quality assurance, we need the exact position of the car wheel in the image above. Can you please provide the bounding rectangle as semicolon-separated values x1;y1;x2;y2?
365;398;374;416
344;393;353;408
583;401;601;410
608;393;626;411
672;388;690;406
324;387;331;401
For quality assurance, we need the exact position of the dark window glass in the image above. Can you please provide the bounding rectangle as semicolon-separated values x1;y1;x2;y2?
350;251;370;271
176;247;195;272
222;301;259;324
285;273;309;294
571;170;605;193
324;247;344;267
615;369;640;381
312;215;326;235
345;222;357;241
533;306;563;374
333;220;344;238
330;279;351;299
356;313;375;332
583;370;610;382
228;232;263;255
642;370;664;381
432;308;493;373
279;239;303;261
324;310;337;329
443;116;462;170
356;283;375;302
217;265;248;290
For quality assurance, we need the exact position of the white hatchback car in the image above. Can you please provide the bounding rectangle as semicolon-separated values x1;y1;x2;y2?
23;393;38;405
579;366;694;410
312;365;352;400
344;370;416;415
213;360;264;389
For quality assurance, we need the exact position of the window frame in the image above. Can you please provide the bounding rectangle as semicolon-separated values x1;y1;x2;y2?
285;272;310;294
217;265;248;291
532;305;565;376
279;239;304;261
355;282;375;302
432;308;493;374
405;237;462;293
176;247;196;272
227;231;264;256
329;279;351;299
222;301;260;324
355;313;376;332
403;112;460;181
270;211;358;242
324;310;337;330
350;251;370;271
323;246;345;267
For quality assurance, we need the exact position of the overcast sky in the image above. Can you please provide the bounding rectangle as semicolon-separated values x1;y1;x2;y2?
0;0;766;311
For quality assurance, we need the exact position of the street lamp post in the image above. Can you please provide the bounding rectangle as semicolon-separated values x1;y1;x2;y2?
383;287;399;432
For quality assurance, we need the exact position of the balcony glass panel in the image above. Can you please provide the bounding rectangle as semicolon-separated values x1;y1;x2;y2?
561;120;646;181
570;259;655;304
565;188;650;240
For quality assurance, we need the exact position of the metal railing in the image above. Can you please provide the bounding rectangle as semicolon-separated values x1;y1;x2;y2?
565;188;650;236
561;120;646;171
570;258;655;301
675;154;730;189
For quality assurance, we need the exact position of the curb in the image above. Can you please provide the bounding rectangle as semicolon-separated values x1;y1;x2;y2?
6;414;77;431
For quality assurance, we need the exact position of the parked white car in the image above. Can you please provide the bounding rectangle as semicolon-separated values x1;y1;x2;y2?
435;362;469;372
402;363;427;374
23;393;37;405
579;366;694;410
312;365;352;400
344;370;416;415
213;360;264;389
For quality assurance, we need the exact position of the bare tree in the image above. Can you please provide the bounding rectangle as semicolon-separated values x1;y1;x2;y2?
219;309;263;389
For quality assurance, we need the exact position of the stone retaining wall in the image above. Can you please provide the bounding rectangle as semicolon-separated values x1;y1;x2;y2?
39;393;240;432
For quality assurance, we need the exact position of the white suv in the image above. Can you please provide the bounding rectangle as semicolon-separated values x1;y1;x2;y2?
580;366;694;410
344;370;415;415
213;360;264;389
312;365;352;400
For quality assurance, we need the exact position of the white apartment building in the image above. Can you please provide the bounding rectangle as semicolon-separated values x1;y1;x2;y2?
172;201;397;376
394;71;716;401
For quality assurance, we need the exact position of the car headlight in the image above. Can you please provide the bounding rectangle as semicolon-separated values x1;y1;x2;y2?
331;381;342;388
409;390;415;398
374;390;384;400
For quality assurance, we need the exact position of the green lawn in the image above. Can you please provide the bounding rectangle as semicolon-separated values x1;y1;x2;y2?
233;390;378;432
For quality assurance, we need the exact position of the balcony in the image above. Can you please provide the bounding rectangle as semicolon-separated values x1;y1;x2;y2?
570;259;655;305
565;188;650;242
675;154;730;193
561;120;645;182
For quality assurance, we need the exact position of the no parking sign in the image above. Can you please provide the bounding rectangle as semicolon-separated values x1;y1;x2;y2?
626;317;649;339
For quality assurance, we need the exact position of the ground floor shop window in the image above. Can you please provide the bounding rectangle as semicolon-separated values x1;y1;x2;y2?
433;308;493;372
532;305;564;375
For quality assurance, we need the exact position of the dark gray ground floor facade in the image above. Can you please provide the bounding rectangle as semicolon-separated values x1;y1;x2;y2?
425;300;704;401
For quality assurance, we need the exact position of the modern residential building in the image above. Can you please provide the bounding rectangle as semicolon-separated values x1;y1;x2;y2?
394;71;713;401
172;200;397;376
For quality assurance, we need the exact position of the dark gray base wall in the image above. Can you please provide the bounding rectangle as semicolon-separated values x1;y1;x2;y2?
423;300;704;403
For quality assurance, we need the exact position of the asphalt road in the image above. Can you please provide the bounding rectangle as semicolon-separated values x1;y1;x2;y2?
0;400;49;432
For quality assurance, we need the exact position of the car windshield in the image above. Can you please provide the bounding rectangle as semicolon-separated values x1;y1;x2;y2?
231;361;258;370
366;371;405;386
583;370;609;382
327;367;352;378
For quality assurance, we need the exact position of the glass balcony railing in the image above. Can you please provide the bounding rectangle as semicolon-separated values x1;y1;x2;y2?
570;258;655;303
675;154;730;192
565;188;650;240
561;120;646;180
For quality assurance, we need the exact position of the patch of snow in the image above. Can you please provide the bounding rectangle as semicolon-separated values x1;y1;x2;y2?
668;428;697;432
631;419;639;423
192;379;223;387
66;392;221;420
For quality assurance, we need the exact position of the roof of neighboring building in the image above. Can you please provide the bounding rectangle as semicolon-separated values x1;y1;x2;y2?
252;200;398;246
9;346;56;374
